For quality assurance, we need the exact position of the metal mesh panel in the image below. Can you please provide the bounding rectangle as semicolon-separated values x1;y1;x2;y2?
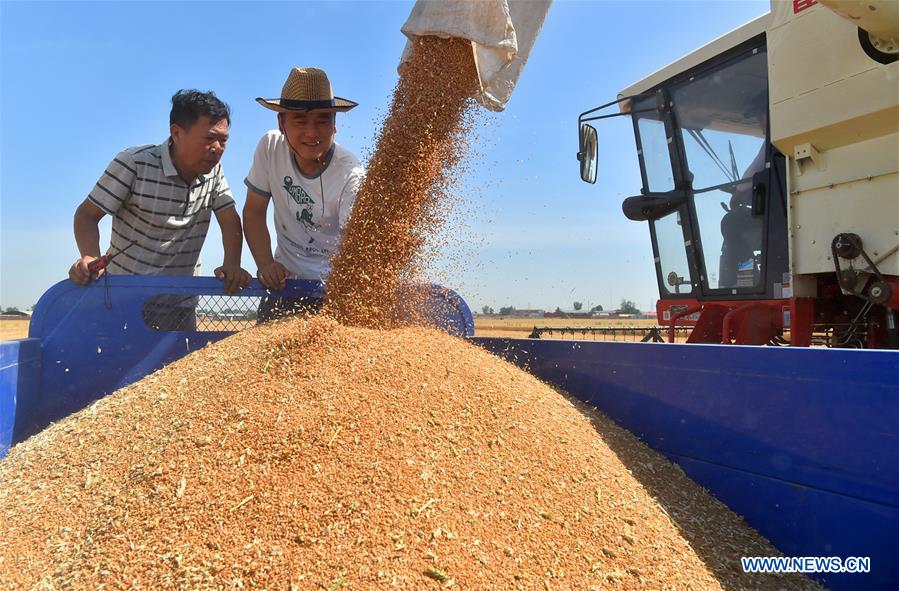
143;294;261;332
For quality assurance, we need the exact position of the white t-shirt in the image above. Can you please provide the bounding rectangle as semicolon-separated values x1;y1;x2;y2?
245;130;364;280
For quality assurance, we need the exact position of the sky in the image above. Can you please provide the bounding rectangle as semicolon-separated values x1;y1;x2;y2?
0;0;769;313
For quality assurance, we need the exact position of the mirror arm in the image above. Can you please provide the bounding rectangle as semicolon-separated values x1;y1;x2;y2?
578;92;656;122
580;107;655;124
577;92;658;185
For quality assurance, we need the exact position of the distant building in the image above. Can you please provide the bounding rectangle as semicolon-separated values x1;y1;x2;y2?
544;310;593;319
0;310;30;318
539;309;655;320
510;309;545;318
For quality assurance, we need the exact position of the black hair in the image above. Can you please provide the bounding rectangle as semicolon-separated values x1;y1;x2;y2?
170;89;231;129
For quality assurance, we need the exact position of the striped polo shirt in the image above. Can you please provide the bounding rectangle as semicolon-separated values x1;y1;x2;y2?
88;140;235;275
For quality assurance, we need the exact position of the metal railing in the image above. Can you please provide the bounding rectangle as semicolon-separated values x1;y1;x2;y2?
527;325;693;342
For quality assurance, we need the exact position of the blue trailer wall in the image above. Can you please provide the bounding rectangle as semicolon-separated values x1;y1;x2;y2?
0;338;41;456
473;336;899;591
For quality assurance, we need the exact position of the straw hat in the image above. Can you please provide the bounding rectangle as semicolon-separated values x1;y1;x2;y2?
256;67;357;113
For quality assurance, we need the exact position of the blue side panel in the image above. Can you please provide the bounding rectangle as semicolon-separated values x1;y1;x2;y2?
0;338;41;457
670;455;898;591
9;276;472;448
473;337;899;591
418;285;476;338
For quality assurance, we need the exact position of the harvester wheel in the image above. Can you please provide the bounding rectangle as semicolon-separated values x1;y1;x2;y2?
858;28;898;65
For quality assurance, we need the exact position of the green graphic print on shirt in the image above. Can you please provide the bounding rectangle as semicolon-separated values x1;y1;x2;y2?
283;176;320;236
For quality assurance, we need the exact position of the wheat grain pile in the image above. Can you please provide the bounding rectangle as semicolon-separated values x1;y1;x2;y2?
0;318;819;590
324;36;479;329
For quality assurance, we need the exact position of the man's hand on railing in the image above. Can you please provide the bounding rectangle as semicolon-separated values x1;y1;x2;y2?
69;255;103;284
256;261;289;291
214;264;252;294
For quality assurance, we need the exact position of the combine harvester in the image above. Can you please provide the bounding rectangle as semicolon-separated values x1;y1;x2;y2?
1;1;896;590
527;1;899;589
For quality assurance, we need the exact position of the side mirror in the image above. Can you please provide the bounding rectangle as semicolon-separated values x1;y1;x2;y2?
577;123;598;184
622;190;688;221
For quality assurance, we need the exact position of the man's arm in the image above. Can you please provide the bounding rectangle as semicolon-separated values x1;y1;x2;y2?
213;206;251;293
243;189;287;290
69;199;106;284
71;150;137;283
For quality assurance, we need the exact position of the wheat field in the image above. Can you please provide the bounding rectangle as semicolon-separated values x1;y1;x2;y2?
1;316;666;342
0;319;29;341
473;317;659;339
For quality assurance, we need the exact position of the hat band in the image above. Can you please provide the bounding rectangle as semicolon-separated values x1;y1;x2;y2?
279;98;340;109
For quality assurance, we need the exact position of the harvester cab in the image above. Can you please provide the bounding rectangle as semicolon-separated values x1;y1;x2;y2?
580;17;787;326
579;1;899;348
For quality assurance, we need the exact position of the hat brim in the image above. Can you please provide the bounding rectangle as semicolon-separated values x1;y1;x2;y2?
256;96;357;113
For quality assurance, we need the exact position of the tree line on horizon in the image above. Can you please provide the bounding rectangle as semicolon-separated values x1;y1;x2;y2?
481;299;641;316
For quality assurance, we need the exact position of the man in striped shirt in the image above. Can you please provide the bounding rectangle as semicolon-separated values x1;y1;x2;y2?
68;90;250;328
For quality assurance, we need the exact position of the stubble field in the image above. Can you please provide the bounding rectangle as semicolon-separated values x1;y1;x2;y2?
473;316;658;339
0;317;665;342
0;319;29;341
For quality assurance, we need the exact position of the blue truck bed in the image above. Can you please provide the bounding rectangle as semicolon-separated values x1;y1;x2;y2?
1;276;896;590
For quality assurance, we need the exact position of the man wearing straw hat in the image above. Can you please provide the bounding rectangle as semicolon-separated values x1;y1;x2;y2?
243;67;364;321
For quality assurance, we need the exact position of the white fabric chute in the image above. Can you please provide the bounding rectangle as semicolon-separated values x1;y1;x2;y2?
400;0;552;112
